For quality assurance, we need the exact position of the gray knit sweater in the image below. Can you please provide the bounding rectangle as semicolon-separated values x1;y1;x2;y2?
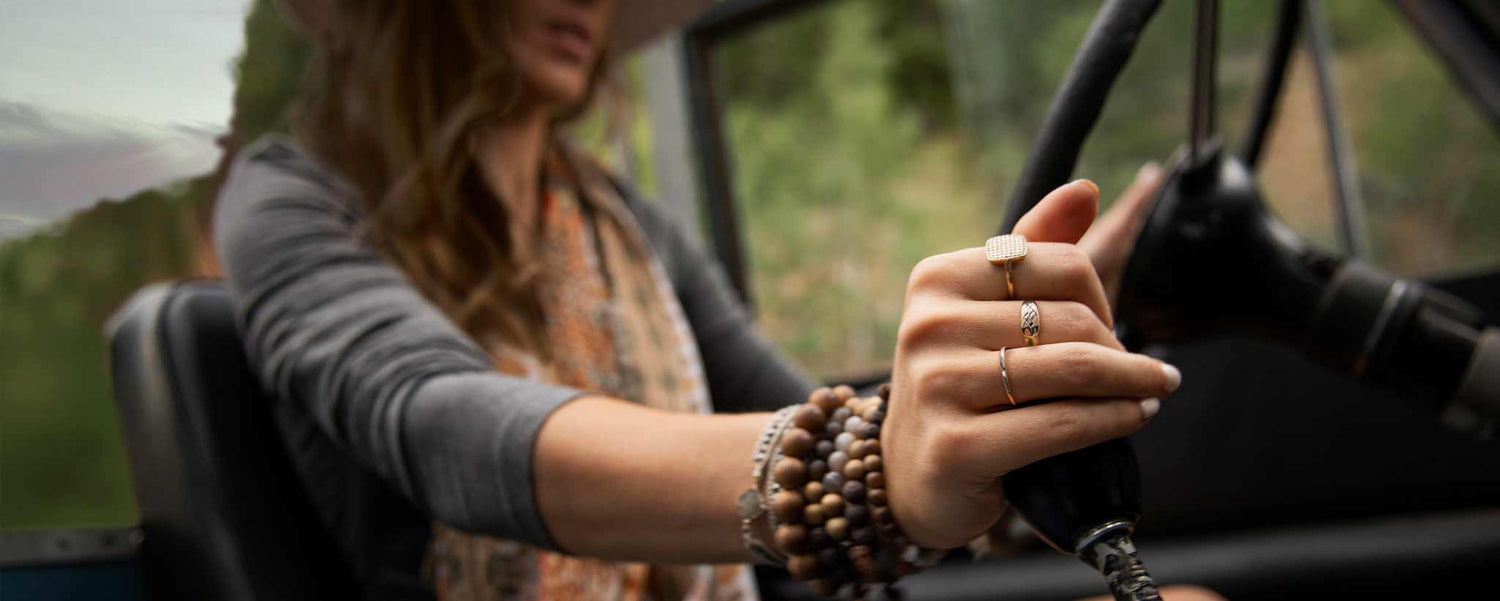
214;136;813;599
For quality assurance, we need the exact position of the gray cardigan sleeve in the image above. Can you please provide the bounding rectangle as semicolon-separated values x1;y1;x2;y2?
216;137;816;553
214;139;580;549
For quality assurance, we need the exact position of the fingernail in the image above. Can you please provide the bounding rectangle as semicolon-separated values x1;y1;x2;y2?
1139;398;1161;420
1074;179;1100;196
1161;363;1182;393
1136;162;1162;180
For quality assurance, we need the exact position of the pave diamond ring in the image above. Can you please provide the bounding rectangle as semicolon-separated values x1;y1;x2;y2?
985;234;1028;298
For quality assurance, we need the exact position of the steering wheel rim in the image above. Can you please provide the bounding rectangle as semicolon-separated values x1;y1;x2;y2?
999;0;1166;233
1000;0;1310;233
997;0;1314;344
1014;0;1494;421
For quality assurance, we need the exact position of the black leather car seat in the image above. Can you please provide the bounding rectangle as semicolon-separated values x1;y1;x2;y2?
106;280;353;601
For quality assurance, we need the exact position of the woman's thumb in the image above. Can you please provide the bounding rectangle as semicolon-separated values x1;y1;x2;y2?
1010;179;1100;244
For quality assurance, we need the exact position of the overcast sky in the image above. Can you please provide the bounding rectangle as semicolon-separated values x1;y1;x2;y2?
0;0;251;222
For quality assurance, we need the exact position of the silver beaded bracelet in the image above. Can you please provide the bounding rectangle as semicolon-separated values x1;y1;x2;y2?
739;406;795;565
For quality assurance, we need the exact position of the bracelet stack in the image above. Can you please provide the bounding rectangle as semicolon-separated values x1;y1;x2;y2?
751;383;929;598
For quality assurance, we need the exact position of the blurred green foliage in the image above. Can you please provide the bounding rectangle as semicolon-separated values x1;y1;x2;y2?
230;0;315;146
0;0;306;529
1;180;209;527
720;0;952;376
718;0;1500;378
1321;1;1500;274
3;0;1497;528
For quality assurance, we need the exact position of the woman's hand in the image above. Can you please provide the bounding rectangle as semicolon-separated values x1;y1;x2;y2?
882;179;1181;549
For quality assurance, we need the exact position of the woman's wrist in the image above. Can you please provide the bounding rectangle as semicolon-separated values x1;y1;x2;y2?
753;384;938;598
534;396;770;562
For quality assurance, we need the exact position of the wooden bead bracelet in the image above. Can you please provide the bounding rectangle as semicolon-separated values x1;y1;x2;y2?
760;383;930;599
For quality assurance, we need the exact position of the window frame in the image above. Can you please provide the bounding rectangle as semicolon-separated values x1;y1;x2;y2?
678;0;832;306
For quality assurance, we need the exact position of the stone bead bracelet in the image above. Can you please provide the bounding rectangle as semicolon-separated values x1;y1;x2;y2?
764;383;926;599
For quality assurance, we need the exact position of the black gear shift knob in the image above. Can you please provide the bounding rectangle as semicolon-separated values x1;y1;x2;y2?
1003;438;1142;553
1003;437;1162;600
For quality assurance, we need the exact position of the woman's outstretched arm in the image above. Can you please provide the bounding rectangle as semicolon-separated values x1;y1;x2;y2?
219;139;1176;564
534;398;768;562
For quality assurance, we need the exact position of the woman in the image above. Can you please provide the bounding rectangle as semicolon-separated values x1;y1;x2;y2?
216;0;1205;599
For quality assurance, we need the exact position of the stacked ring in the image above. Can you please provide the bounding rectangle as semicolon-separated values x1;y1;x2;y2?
985;234;1029;299
999;347;1017;406
1020;300;1041;346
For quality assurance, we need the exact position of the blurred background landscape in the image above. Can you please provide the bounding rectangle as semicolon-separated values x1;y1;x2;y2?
2;0;1497;530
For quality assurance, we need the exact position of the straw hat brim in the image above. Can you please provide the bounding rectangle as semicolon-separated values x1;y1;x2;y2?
608;0;713;53
275;0;713;54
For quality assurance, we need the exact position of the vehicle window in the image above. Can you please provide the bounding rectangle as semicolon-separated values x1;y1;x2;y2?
712;0;1500;381
1;0;258;529
1319;2;1500;276
715;0;972;380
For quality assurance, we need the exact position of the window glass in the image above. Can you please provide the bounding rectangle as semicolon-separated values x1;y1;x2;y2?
713;0;1499;381
1322;2;1500;276
1;0;256;529
714;0;1267;379
717;0;971;379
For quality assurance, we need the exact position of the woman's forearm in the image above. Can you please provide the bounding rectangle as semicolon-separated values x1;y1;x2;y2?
534;396;768;563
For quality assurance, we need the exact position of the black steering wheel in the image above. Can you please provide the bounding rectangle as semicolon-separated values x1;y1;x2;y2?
994;2;1499;597
999;0;1498;432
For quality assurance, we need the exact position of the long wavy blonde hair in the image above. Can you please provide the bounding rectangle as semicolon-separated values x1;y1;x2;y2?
297;0;604;355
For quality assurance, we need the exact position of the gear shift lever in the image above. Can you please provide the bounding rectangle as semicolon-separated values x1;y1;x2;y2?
1004;439;1161;601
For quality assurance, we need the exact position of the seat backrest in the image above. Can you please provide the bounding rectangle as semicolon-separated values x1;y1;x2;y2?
106;281;352;601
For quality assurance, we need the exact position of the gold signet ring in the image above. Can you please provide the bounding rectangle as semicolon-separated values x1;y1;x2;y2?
985;234;1028;299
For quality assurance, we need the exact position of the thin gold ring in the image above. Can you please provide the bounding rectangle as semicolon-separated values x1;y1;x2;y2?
986;234;1029;299
999;347;1017;406
1021;300;1041;346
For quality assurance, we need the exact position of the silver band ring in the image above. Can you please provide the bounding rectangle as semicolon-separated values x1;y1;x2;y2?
999;347;1017;406
1021;300;1041;346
